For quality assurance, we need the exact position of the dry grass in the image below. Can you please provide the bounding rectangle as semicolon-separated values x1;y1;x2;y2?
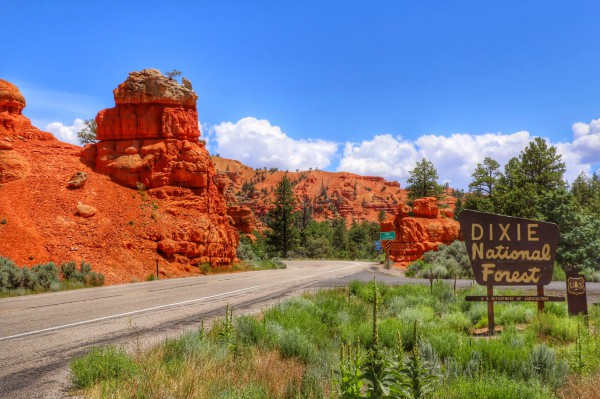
83;345;304;399
557;372;600;399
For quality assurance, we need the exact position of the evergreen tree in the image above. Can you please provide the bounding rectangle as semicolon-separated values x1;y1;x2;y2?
267;174;298;258
332;217;349;257
571;171;600;214
494;138;565;218
406;158;444;200
519;137;566;193
468;157;500;196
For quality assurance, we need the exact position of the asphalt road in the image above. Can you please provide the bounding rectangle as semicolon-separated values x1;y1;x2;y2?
0;260;386;398
1;260;598;398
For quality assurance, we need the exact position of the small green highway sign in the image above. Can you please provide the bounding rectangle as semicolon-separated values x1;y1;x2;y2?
380;231;396;240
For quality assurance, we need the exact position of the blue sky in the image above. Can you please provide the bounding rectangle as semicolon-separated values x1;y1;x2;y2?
3;1;600;188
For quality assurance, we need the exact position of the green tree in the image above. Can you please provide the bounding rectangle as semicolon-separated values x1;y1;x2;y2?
495;138;565;218
406;158;444;200
76;119;97;145
332;217;349;257
468;157;500;197
519;137;566;193
266;174;298;258
299;220;333;259
571;172;600;215
537;189;600;274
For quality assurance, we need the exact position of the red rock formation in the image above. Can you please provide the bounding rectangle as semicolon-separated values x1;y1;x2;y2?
226;205;269;240
211;156;407;227
0;79;55;141
96;69;199;141
86;69;238;266
0;80;55;184
381;197;460;268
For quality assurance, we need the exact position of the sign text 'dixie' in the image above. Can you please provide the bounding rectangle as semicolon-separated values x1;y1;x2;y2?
458;210;559;286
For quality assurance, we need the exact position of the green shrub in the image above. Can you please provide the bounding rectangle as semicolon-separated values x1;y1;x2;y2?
0;257;23;289
30;262;59;289
60;261;79;280
277;329;317;364
497;304;534;325
70;346;139;388
530;343;568;388
84;271;105;286
162;330;208;364
532;312;578;343
235;315;266;346
406;259;427;277
440;312;471;333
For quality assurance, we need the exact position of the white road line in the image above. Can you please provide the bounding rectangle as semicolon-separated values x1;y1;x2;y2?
322;263;363;274
0;285;262;342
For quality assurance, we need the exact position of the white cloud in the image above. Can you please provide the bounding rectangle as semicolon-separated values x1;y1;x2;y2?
43;114;600;189
45;119;86;145
569;118;600;164
338;131;534;189
209;117;339;170
338;134;420;180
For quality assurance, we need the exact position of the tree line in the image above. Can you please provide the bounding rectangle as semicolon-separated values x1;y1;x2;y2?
259;137;600;281
239;174;382;262
404;137;600;281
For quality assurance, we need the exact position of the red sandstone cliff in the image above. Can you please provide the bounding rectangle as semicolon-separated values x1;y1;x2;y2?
0;72;238;284
211;156;407;224
380;197;460;268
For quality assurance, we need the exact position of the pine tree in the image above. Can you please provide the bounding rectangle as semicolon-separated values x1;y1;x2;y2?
468;157;500;197
267;174;298;258
406;158;444;200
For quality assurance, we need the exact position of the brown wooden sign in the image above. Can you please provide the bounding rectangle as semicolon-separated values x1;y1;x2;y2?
566;268;588;316
458;210;560;286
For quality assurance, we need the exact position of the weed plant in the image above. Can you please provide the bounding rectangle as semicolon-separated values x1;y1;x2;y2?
71;280;600;398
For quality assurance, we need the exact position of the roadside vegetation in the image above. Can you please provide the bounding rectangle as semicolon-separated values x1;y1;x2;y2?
71;280;600;398
0;256;104;297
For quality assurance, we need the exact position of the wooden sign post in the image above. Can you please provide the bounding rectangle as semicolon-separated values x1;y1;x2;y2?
459;210;563;335
566;268;588;316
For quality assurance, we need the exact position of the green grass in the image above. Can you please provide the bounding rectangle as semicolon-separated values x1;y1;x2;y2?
70;281;600;398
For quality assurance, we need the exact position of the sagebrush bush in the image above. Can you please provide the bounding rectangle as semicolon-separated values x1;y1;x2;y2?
0;257;23;289
0;256;104;294
30;263;59;289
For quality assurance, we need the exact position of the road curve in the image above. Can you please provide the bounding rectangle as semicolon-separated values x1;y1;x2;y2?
0;260;373;399
1;260;598;398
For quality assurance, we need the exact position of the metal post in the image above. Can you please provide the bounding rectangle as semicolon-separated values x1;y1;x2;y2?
155;259;159;280
487;285;494;335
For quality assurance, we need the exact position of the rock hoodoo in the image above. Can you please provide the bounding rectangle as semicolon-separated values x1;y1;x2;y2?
380;197;460;267
84;69;238;266
0;79;55;184
0;79;54;141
